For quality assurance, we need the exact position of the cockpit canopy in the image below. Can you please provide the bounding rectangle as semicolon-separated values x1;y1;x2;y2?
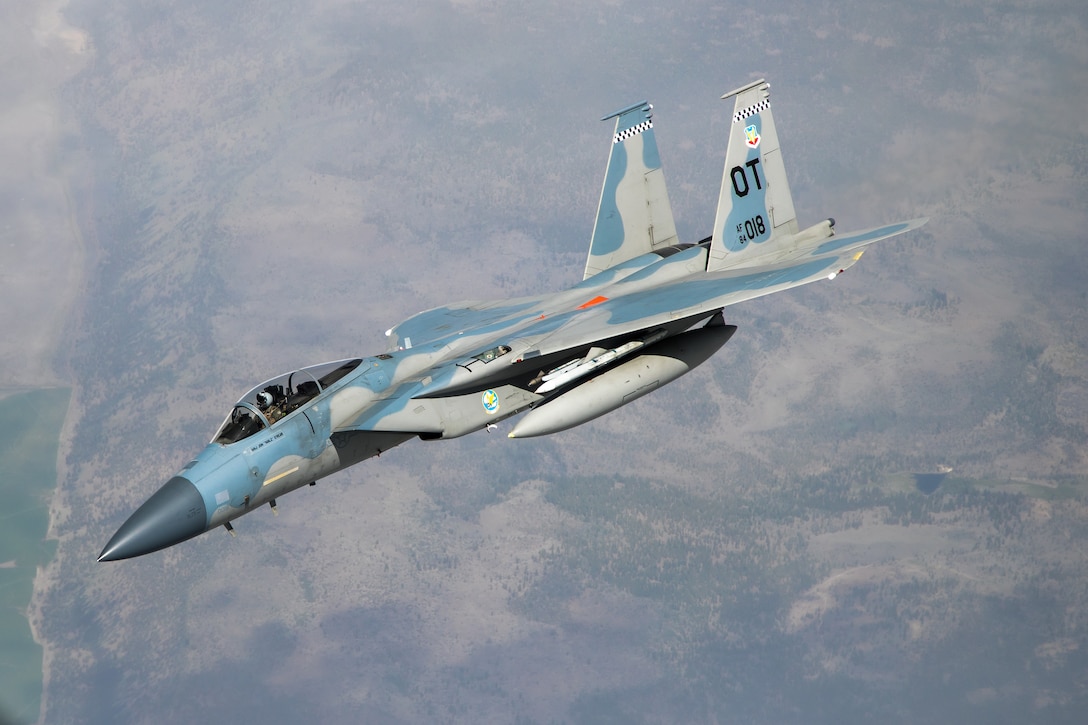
213;358;363;444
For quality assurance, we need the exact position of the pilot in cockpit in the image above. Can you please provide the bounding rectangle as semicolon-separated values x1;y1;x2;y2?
256;390;285;425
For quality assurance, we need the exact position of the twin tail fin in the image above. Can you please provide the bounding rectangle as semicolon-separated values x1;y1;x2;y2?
585;82;926;278
707;79;822;270
583;101;679;280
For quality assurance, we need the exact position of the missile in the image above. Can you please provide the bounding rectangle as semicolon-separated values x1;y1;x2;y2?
508;320;737;438
536;330;667;394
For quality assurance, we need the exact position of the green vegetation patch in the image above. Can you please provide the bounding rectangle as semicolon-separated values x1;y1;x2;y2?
0;388;69;725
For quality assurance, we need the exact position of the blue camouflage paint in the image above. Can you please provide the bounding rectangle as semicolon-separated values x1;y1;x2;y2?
812;222;910;255
602;257;837;325
722;115;771;252
589;103;661;259
642;128;661;169
570;253;662;289
612;104;649;131
591;141;628;256
394;300;539;348
615;246;704;285
100;89;928;562
181;246;837;524
182;447;237;525
347;379;428;426
186;427;286;523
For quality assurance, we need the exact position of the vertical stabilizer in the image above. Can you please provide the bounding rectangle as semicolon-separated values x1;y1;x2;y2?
584;101;679;280
708;80;814;271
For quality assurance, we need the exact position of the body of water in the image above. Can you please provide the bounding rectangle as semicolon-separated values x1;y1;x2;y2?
0;388;69;725
913;472;949;494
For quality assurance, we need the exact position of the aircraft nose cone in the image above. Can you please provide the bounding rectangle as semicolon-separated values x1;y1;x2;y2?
98;476;208;561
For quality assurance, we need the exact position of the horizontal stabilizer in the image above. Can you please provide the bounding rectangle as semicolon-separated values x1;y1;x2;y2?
805;217;929;259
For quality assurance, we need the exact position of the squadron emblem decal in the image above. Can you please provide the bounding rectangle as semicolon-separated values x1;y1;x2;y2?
744;124;761;148
481;389;500;414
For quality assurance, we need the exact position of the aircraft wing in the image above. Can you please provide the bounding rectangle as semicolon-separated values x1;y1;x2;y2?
522;221;927;358
805;218;928;258
384;295;547;351
359;77;930;432
400;225;920;402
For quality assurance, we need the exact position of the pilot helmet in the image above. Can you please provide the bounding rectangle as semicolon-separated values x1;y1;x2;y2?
256;391;274;409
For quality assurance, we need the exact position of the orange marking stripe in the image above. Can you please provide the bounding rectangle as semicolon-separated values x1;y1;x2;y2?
577;295;609;310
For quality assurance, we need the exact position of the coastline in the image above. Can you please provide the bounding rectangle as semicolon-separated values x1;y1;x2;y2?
28;380;84;725
0;389;70;725
8;5;95;723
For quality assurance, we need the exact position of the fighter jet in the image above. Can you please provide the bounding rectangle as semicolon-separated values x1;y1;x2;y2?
99;79;926;561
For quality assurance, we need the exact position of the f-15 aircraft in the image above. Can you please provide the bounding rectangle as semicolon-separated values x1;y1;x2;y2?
99;79;926;561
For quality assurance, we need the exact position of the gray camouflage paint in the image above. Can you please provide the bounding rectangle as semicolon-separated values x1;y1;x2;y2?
584;101;678;279
99;81;927;561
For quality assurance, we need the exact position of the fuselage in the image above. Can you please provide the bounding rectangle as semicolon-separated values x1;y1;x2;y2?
98;224;882;561
98;244;725;561
98;82;925;562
